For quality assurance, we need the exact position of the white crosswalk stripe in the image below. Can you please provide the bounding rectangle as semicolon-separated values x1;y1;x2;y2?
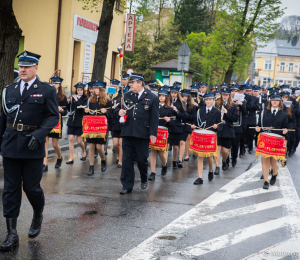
119;163;300;260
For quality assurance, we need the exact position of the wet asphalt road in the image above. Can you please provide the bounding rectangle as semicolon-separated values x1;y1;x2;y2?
0;142;299;260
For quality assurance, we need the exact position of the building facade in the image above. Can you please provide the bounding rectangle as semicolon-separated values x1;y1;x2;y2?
254;38;300;87
14;0;126;93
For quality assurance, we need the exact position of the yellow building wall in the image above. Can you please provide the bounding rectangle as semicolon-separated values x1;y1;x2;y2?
13;0;126;93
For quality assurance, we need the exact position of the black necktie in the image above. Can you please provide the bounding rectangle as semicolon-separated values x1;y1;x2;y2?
135;93;138;100
22;83;29;97
207;109;210;114
273;110;276;117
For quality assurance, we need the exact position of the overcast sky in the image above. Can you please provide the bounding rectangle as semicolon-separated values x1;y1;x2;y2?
280;0;300;18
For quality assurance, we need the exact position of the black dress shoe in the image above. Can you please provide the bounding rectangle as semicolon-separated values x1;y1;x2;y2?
208;172;214;181
214;167;220;175
177;161;183;168
260;174;264;179
101;160;106;172
0;218;19;251
116;159;119;164
222;162;229;171
239;154;243;158
42;165;48;172
117;164;122;168
66;160;74;164
193;154;197;159
173;161;178;169
55;158;62;168
148;172;156;181
183;158;189;161
80;156;86;161
141;182;148;190
28;209;43;239
120;189;132;195
248;150;253;154
263;181;269;189
161;165;167;176
194;178;203;185
232;158;237;167
270;174;277;185
226;157;230;166
87;166;94;176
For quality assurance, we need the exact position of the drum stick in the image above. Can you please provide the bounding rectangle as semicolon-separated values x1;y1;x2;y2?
159;116;176;119
186;123;202;129
249;127;295;131
60;106;66;108
204;122;224;130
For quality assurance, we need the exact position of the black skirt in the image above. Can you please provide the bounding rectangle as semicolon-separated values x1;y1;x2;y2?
168;133;181;146
217;138;232;149
86;138;106;144
112;130;121;138
67;126;83;136
179;131;190;142
48;131;61;139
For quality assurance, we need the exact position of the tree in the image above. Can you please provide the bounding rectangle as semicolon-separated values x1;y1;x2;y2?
175;0;211;35
0;0;22;106
207;0;285;84
276;16;300;40
79;0;119;81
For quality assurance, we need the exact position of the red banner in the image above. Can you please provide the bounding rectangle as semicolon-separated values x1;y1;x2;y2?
81;115;107;141
149;127;168;153
50;113;61;136
256;133;286;161
189;130;217;157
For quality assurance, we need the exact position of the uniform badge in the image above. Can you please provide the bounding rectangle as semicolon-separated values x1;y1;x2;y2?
33;84;38;88
23;51;27;57
144;105;149;110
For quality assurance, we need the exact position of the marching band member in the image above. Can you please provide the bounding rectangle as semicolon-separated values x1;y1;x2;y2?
111;79;123;168
294;90;300;152
121;74;130;91
43;76;68;172
230;85;247;167
84;81;112;176
215;88;239;174
190;83;200;109
178;89;196;164
66;82;88;164
191;92;222;184
168;83;185;169
256;93;288;189
148;89;173;180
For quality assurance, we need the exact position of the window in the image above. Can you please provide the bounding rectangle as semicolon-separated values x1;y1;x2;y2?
280;62;285;72
279;80;284;85
298;81;300;88
264;60;272;70
287;81;292;87
293;81;297;87
288;63;294;72
115;0;123;11
298;63;300;76
263;78;269;85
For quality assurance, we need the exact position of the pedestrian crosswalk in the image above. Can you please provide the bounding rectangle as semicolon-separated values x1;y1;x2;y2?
119;163;300;260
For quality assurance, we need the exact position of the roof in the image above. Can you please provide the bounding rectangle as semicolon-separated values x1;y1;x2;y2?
150;59;197;73
257;38;300;57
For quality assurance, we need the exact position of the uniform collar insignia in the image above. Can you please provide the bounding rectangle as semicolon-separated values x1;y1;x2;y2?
33;84;38;88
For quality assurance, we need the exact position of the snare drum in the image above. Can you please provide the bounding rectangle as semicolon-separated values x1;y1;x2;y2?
149;126;168;153
190;129;217;157
256;132;286;161
81;115;108;141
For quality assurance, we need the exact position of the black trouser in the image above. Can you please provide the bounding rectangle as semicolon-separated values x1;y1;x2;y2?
246;125;256;151
287;131;295;153
240;125;247;154
121;137;149;190
294;126;300;150
231;133;241;159
2;157;45;218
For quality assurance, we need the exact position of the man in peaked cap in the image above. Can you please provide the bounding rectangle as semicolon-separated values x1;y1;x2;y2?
115;73;159;194
0;51;59;251
121;74;130;91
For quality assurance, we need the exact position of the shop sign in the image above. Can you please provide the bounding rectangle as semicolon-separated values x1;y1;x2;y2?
125;14;136;52
73;14;98;44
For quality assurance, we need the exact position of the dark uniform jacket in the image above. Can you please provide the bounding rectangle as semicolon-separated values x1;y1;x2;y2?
178;104;197;133
58;96;68;128
158;105;174;128
283;105;296;130
0;79;59;159
234;100;247;134
245;94;260;125
111;91;123;132
217;103;239;139
67;95;89;128
196;106;222;133
257;109;288;137
169;98;185;134
115;89;159;139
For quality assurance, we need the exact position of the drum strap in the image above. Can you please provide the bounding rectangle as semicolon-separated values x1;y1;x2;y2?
197;109;206;129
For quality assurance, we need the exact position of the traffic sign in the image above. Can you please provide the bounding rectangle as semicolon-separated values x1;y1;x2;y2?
126;68;134;75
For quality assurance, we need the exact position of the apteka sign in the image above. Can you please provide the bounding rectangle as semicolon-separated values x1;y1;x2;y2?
125;14;136;52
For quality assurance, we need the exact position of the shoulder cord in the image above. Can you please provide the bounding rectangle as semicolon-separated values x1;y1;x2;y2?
197;108;206;128
87;98;95;115
2;88;20;127
123;97;135;110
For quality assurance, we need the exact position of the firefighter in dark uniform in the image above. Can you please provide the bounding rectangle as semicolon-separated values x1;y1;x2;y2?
0;51;59;251
121;74;131;91
115;73;159;194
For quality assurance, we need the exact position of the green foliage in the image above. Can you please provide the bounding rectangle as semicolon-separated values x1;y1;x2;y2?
175;0;211;35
